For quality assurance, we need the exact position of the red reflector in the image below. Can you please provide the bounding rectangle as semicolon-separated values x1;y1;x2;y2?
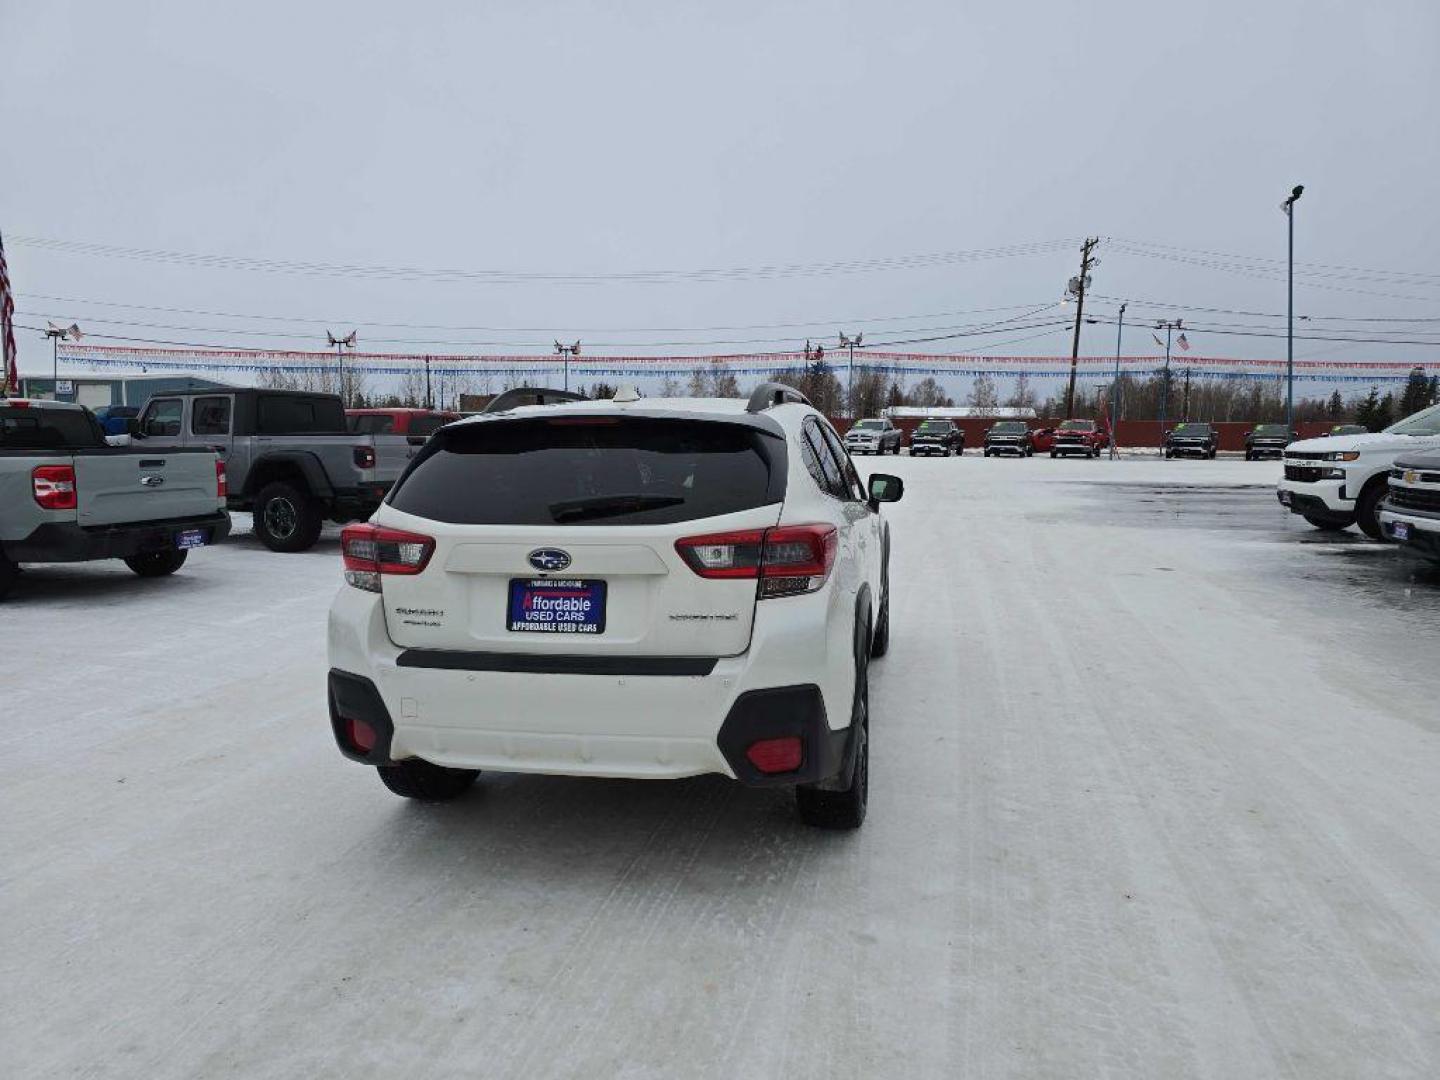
216;459;228;498
346;718;377;753
745;736;803;774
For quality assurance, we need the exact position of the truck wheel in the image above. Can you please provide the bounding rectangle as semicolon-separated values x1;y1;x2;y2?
254;481;324;553
0;553;18;601
1050;450;1058;459
797;621;869;830
124;550;188;577
1355;479;1391;541
377;759;479;801
1303;514;1353;532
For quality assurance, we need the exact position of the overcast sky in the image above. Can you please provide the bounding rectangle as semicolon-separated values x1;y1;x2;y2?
3;0;1437;390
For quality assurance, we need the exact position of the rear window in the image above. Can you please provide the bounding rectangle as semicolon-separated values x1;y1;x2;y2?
257;395;346;434
407;415;453;437
390;416;784;526
0;407;105;449
348;414;396;435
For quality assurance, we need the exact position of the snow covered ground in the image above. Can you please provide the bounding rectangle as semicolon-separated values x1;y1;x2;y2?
4;456;1439;1079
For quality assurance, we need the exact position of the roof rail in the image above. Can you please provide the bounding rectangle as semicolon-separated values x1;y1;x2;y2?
481;387;588;413
745;382;811;414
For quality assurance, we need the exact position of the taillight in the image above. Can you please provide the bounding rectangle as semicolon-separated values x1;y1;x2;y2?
353;445;377;469
32;465;78;511
675;524;837;598
340;523;435;592
215;459;228;499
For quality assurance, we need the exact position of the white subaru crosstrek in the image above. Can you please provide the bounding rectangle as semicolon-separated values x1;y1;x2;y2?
326;383;903;828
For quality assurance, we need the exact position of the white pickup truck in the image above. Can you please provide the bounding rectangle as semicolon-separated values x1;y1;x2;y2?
1378;449;1440;565
1;399;229;599
1276;404;1440;538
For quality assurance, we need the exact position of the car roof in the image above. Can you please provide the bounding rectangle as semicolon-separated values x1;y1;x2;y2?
447;395;799;436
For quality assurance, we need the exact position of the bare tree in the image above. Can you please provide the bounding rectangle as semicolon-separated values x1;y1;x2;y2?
966;373;999;413
1005;373;1036;410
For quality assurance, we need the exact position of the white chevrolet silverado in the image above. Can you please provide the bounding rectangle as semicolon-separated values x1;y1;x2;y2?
1276;404;1440;538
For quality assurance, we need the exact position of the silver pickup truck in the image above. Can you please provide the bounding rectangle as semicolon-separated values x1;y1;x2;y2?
1;399;230;599
125;389;406;552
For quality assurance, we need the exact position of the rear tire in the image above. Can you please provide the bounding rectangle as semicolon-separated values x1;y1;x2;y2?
254;481;324;553
1303;514;1353;532
124;549;188;577
1050;451;1058;459
0;552;18;601
797;623;869;830
377;759;479;801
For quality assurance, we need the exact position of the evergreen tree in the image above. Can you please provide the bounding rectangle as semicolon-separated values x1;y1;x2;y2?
1354;386;1381;430
1326;390;1345;419
1375;392;1395;431
1398;366;1433;420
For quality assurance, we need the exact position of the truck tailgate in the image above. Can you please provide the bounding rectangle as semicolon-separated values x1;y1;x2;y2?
74;450;219;526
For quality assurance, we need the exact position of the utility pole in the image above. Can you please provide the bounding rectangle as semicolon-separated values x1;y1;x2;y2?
424;355;433;409
1064;237;1100;419
1154;319;1183;432
1182;367;1192;421
327;330;357;403
43;322;83;399
554;340;580;392
1282;185;1304;429
1110;302;1126;460
838;332;863;417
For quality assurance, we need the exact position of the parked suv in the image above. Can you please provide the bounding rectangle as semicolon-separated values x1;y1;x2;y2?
984;421;1033;457
909;419;964;457
1278;404;1440;538
1163;422;1219;459
1378;450;1440;564
326;384;903;829
844;418;902;456
129;389;406;552
1244;424;1296;461
1;399;229;599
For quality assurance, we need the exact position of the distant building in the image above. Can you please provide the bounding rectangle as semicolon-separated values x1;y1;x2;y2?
17;373;235;409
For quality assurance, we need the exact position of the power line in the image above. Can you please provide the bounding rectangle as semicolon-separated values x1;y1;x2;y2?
1088;293;1440;323
10;233;1079;286
16;290;1059;333
1108;237;1440;285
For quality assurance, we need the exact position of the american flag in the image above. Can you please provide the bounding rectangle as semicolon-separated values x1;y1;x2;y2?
1176;332;1190;351
0;229;17;396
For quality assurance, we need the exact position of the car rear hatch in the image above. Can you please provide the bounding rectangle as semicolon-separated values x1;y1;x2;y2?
74;450;219;526
373;412;787;658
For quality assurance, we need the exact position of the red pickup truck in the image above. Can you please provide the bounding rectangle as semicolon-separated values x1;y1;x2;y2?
1049;419;1110;458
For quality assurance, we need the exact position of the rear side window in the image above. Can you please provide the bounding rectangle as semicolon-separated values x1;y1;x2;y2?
257;395;346;434
192;396;231;436
390;416;785;525
0;408;105;449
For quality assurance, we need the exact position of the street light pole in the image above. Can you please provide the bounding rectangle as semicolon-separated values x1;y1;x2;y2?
1282;185;1304;430
554;340;581;391
839;332;862;417
1155;318;1182;434
1111;302;1126;460
42;322;82;399
327;330;357;403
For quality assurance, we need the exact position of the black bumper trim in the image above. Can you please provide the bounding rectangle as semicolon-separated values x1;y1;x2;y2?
328;669;398;764
715;683;849;787
395;650;719;677
1279;491;1353;523
4;511;231;563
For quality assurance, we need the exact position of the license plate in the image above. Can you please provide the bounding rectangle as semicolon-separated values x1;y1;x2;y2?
1279;491;1292;506
507;578;606;634
175;528;209;550
1392;521;1411;541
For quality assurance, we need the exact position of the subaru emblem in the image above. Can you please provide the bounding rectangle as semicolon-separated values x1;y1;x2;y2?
528;548;572;572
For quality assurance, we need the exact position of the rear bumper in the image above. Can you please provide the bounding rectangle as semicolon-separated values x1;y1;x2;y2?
326;584;855;783
4;511;231;563
1378;506;1440;561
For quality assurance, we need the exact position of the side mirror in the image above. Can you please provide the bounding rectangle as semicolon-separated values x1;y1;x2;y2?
867;473;903;510
125;418;143;437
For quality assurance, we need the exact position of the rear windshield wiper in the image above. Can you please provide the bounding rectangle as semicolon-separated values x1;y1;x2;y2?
549;493;687;523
